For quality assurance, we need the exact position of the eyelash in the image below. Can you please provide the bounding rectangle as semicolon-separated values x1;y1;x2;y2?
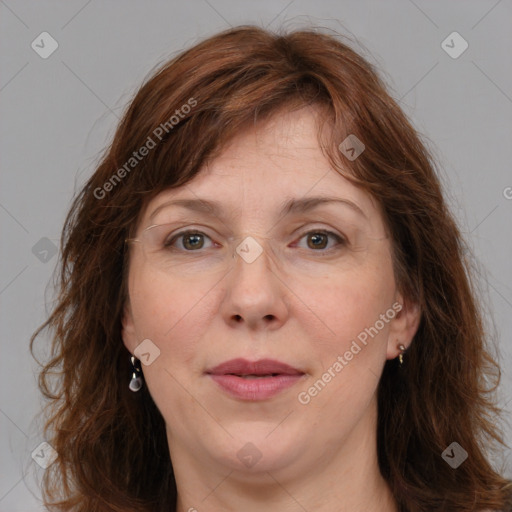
165;229;346;254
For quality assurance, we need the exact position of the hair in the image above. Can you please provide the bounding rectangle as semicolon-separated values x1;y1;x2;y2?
30;24;512;512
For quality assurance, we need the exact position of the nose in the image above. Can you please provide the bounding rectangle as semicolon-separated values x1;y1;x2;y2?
220;236;289;331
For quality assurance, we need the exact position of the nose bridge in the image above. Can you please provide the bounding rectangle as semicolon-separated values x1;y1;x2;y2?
234;234;268;264
230;234;278;283
223;233;288;328
236;226;292;274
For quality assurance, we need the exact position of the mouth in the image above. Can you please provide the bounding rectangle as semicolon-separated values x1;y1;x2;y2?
205;358;305;400
229;374;281;379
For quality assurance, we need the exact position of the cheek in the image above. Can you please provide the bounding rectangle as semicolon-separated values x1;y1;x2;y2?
295;254;395;351
294;253;395;418
127;264;217;368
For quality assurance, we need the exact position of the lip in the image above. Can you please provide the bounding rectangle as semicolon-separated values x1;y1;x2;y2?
206;358;305;401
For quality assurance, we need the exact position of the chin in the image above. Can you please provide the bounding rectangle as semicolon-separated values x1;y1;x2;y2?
211;427;304;474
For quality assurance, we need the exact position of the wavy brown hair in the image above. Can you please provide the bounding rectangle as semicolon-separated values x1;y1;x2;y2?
30;25;512;511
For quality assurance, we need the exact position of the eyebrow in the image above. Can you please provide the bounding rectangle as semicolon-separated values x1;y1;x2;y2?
149;195;367;222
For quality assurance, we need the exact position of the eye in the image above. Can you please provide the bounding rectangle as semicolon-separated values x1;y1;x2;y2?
161;228;346;253
165;230;216;251
294;230;346;251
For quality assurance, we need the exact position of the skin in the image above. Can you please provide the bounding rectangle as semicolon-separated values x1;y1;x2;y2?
122;105;421;512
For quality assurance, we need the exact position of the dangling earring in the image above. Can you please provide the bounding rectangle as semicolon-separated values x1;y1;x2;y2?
398;343;406;366
129;356;143;392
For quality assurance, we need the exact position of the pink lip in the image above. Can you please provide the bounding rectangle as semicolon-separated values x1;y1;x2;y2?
206;358;305;401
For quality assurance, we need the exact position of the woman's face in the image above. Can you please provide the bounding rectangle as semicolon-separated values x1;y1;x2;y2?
122;106;419;478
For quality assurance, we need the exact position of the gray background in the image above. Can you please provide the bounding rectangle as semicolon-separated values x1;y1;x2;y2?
1;1;511;509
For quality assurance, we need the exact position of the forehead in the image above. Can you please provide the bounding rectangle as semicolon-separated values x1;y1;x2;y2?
141;106;383;230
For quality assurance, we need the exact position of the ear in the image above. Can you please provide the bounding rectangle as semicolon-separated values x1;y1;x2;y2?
121;300;138;355
386;292;421;360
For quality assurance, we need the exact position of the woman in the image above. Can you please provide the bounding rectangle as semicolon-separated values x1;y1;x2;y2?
31;25;512;511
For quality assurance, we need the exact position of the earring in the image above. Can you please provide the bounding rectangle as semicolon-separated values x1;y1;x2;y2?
398;343;406;366
129;356;143;392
